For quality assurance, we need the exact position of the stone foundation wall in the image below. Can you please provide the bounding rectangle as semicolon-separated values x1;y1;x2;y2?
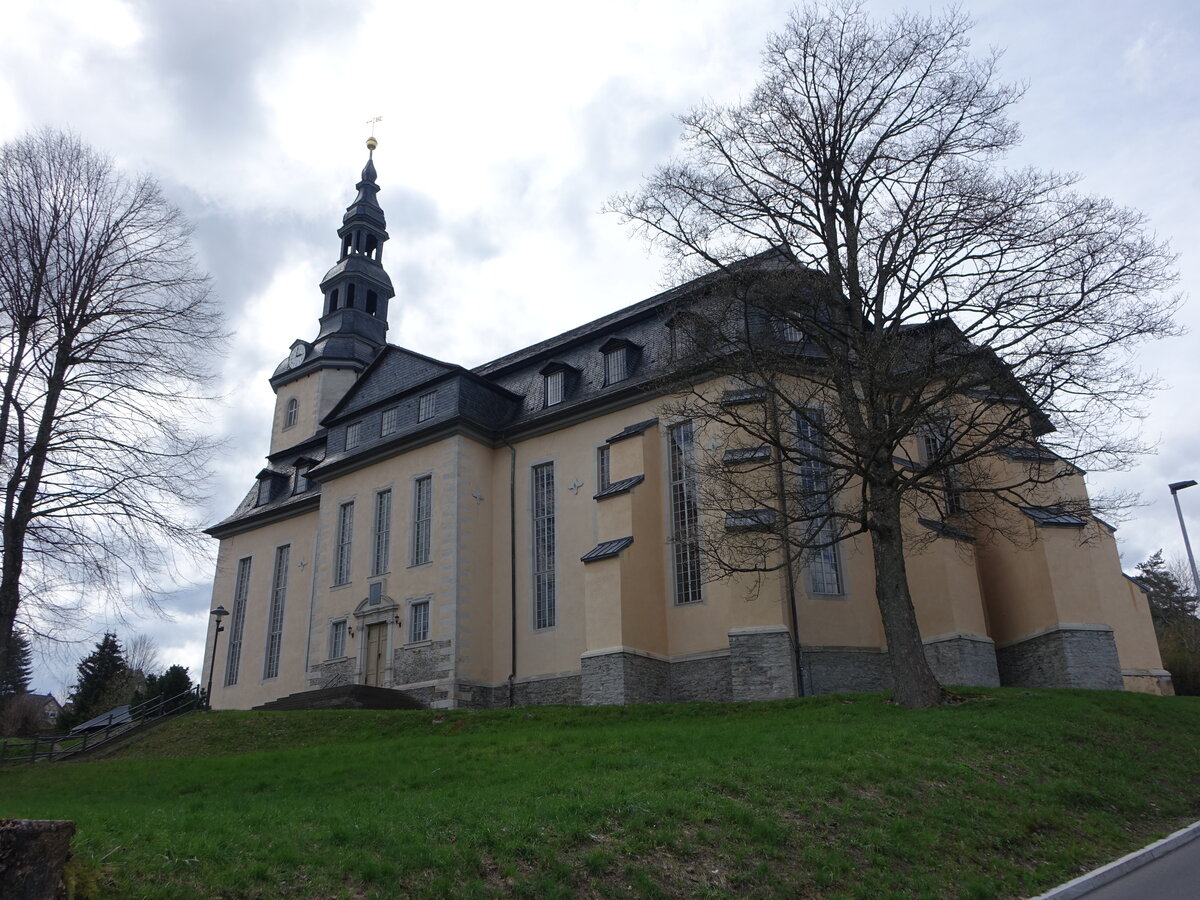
730;627;798;701
393;640;453;686
1122;669;1174;696
996;625;1124;690
802;647;893;695
510;673;582;706
582;651;670;705
922;634;1000;687
401;683;450;708
670;654;732;702
307;658;357;690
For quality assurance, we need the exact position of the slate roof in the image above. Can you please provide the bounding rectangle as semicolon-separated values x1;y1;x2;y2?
210;246;1060;536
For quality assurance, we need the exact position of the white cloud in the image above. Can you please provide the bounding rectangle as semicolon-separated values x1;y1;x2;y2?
2;0;1199;693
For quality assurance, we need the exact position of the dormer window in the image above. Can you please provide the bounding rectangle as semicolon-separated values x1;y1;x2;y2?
346;421;363;450
667;315;699;359
417;391;436;422
544;370;564;407
604;346;626;384
293;456;317;495
778;320;804;342
539;361;577;409
599;337;638;386
284;397;298;429
381;405;400;436
254;469;277;507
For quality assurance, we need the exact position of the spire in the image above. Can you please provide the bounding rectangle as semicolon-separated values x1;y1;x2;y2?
343;136;385;230
270;138;395;393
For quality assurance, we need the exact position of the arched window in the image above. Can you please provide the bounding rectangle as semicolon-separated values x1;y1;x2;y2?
366;291;378;315
347;284;356;308
329;288;339;312
284;397;298;429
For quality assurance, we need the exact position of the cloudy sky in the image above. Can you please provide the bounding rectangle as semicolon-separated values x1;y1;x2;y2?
1;0;1196;695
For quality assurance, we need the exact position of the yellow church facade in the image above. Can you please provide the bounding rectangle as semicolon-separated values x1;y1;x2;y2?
201;148;1170;711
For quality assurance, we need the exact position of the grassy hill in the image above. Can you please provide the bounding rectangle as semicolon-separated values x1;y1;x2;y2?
2;688;1199;899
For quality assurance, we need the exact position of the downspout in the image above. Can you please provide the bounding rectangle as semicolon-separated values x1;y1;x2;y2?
303;491;324;680
768;396;807;697
502;434;518;707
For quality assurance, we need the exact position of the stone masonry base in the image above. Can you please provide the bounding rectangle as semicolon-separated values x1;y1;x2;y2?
923;634;1001;687
729;627;798;701
396;625;1126;709
996;624;1124;690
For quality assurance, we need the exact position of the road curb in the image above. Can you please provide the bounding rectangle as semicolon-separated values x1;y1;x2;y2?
1029;819;1200;899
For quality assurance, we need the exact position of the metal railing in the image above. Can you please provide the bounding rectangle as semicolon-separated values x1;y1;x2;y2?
0;685;202;766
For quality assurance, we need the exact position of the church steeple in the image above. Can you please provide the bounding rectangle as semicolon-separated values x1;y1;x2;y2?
314;137;394;346
270;138;395;394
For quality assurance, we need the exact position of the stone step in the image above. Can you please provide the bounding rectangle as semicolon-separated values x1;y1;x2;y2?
253;684;426;711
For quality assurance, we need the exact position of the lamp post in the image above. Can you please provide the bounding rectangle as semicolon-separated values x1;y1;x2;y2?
1168;480;1200;598
205;605;229;711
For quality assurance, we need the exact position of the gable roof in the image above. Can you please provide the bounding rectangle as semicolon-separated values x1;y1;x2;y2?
323;345;461;422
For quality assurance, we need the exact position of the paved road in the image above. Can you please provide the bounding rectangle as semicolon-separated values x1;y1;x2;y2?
1074;838;1200;900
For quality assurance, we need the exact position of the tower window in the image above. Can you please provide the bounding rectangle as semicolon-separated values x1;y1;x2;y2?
330;289;340;312
366;291;378;315
366;235;377;259
342;235;351;258
347;284;356;309
284;397;298;429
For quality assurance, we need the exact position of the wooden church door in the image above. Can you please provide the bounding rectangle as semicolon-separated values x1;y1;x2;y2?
364;623;386;686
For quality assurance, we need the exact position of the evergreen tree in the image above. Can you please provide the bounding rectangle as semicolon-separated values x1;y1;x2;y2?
60;633;127;729
134;664;193;707
0;629;32;698
1135;550;1197;627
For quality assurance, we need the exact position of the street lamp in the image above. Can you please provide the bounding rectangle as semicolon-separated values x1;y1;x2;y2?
205;605;229;710
1168;480;1200;598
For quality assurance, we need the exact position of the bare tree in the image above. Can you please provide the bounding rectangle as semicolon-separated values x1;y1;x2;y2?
0;129;224;690
124;632;162;677
612;3;1179;707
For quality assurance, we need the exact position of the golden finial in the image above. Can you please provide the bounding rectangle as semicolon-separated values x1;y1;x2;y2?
366;116;382;153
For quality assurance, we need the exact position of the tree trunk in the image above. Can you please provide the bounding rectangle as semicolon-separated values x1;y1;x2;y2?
868;480;947;708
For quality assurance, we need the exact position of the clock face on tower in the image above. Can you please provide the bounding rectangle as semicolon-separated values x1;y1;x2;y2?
287;344;307;369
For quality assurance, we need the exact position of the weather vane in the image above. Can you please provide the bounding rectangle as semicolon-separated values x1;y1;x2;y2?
365;116;383;153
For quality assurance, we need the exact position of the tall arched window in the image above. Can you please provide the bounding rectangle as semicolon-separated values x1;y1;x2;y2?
284;397;298;429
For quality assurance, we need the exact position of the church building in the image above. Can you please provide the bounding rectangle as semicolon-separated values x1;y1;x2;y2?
201;142;1171;710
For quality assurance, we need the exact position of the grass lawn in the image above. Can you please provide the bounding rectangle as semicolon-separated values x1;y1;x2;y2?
2;688;1199;898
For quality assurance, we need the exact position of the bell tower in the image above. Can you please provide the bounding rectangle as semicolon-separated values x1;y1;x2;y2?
268;137;395;453
315;134;394;347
